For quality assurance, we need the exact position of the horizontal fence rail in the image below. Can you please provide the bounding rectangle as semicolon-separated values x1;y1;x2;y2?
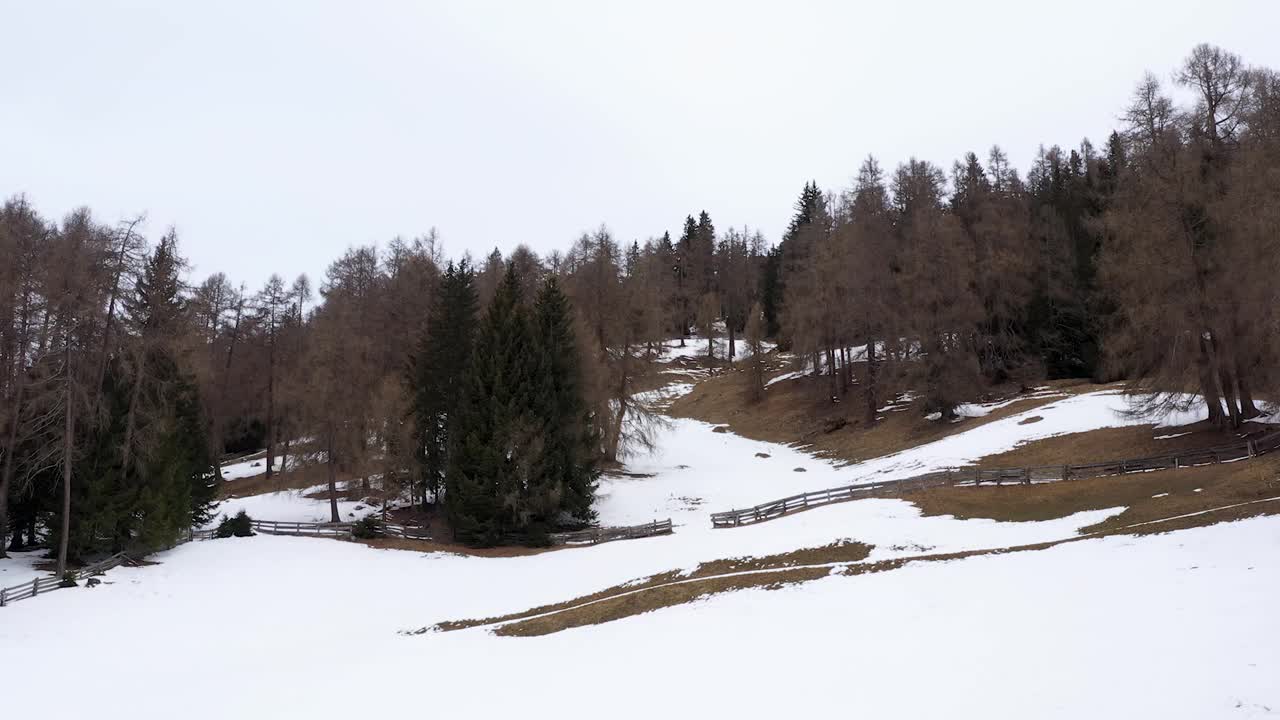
711;430;1280;529
3;513;667;608
0;551;133;608
250;519;354;538
548;519;673;546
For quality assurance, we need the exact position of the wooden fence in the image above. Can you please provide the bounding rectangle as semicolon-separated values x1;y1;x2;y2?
548;519;673;546
0;551;132;607
711;431;1280;528
250;519;355;538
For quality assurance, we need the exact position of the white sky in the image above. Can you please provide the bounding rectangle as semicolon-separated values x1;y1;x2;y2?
2;1;1277;290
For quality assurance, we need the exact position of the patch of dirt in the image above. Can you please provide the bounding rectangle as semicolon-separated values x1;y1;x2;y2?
754;452;771;458
971;422;1240;470
421;541;871;634
495;566;830;636
669;365;1103;466
910;452;1280;532
1017;415;1043;425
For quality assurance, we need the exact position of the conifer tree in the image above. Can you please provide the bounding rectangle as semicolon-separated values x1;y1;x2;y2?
447;264;536;546
409;260;477;504
529;276;598;525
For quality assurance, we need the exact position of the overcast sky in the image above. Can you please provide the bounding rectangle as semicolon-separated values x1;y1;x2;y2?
3;1;1277;289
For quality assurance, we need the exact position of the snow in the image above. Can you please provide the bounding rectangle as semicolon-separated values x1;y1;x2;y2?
0;549;47;587
764;369;806;387
954;389;1067;418
653;336;776;364
4;387;1278;718
204;484;380;528
218;454;283;480
3;513;1276;719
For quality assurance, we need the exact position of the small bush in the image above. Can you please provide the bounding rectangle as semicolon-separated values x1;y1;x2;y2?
215;510;254;538
351;516;384;540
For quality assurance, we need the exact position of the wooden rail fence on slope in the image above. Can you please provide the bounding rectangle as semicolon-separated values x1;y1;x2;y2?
547;519;673;545
0;551;133;607
710;431;1280;528
2;516;672;607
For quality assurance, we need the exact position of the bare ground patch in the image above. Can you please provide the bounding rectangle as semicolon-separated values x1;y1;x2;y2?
668;366;1104;466
416;540;871;634
910;452;1280;531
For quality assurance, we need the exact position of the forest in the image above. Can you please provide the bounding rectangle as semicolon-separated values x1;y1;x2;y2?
1;44;1277;559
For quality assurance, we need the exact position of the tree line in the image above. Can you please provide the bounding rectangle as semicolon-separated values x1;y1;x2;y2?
1;43;1277;557
765;43;1280;429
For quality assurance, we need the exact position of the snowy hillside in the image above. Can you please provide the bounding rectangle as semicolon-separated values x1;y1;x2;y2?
2;386;1278;719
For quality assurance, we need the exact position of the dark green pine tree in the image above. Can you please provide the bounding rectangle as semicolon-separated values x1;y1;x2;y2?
408;259;478;504
759;245;782;338
446;263;537;546
126;234;217;548
65;234;215;557
529;276;599;527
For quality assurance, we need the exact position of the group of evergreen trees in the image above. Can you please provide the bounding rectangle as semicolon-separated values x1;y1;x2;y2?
765;44;1280;429
0;214;215;573
411;263;597;546
4;42;1278;559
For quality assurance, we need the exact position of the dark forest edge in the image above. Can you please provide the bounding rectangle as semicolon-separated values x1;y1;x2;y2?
1;44;1278;561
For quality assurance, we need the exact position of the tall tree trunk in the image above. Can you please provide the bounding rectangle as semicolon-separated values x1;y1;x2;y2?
92;221;138;417
864;339;878;424
827;346;838;401
605;343;631;462
57;341;73;578
727;322;735;361
265;338;276;481
1237;365;1261;420
1206;333;1241;429
326;430;339;523
280;433;291;475
1196;336;1226;427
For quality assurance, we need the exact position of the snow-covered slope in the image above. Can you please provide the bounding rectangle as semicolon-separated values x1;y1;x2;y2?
2;388;1276;719
1;515;1276;719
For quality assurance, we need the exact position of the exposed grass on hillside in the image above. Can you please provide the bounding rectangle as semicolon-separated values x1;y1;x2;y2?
971;422;1239;469
420;455;1280;637
668;358;1103;465
494;566;832;637
911;453;1280;531
418;540;871;634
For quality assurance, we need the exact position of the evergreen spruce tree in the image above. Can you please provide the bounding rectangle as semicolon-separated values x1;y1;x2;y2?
529;276;598;527
62;235;215;557
446;264;536;546
408;260;477;504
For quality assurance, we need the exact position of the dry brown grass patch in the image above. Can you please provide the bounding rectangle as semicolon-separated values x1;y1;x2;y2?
495;566;830;637
669;369;1103;466
910;453;1280;531
971;422;1237;470
420;541;870;634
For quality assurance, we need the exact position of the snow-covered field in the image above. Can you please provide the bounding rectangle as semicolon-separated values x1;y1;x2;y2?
2;387;1277;719
203;484;381;528
217;454;283;480
0;549;45;588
